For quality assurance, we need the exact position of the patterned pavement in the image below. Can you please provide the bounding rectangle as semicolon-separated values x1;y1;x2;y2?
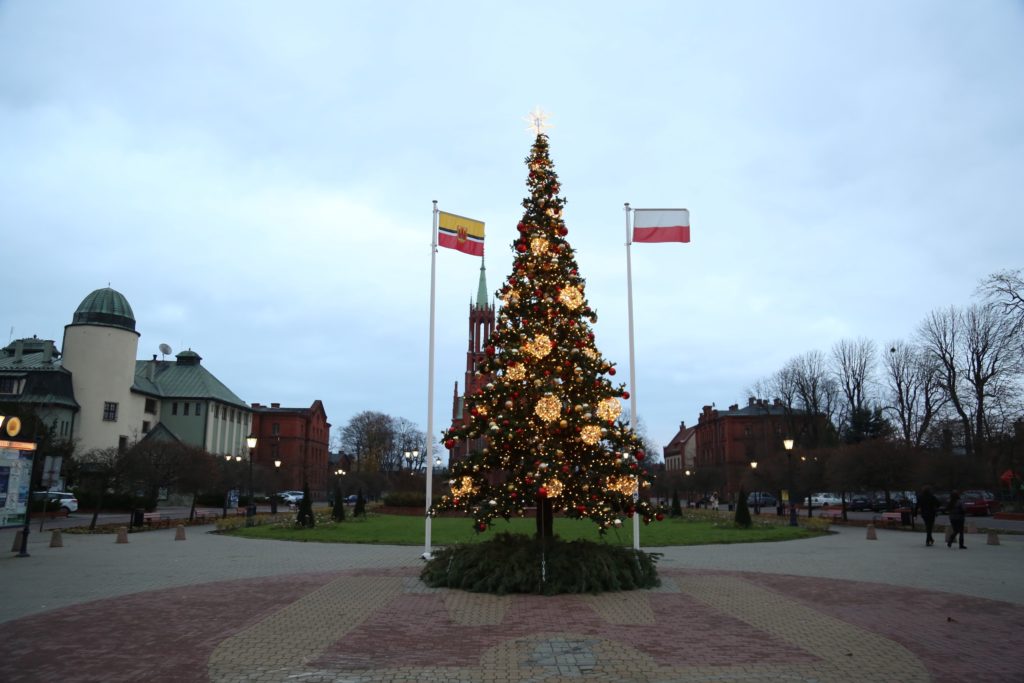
0;523;1021;682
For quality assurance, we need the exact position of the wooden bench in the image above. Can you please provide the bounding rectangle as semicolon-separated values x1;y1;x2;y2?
193;508;220;521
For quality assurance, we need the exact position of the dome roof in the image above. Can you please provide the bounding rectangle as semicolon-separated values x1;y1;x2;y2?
72;287;137;332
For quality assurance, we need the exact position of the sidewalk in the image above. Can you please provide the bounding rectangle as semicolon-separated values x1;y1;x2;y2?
0;524;1021;682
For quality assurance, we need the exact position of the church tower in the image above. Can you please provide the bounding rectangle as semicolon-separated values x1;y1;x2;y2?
448;259;494;463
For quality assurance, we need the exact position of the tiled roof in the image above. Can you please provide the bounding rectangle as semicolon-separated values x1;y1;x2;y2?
133;357;247;408
72;287;136;332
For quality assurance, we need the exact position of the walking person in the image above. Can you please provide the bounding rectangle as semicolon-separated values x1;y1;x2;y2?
916;485;939;546
946;490;967;549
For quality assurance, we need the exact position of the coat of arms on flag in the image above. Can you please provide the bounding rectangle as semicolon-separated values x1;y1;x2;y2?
438;211;485;256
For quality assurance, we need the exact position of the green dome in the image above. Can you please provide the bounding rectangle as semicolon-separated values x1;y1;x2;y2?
72;287;137;332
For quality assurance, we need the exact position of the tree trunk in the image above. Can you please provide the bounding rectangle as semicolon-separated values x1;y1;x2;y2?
535;496;553;539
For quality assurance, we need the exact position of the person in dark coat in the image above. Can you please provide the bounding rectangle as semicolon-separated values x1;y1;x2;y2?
947;490;966;549
916;485;939;546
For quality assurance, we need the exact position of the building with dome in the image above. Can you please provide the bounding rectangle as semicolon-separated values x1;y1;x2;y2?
0;287;253;459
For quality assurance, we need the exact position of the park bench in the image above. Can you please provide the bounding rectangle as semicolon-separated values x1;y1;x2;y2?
193;508;220;521
874;511;905;528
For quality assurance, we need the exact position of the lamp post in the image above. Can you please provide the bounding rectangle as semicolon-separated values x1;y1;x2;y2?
749;460;759;515
245;434;257;526
404;449;419;473
783;439;798;527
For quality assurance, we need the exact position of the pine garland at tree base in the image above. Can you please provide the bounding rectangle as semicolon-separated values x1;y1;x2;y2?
421;532;661;595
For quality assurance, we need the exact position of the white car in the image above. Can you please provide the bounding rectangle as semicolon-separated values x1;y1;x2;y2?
33;491;79;514
278;490;304;504
808;493;842;507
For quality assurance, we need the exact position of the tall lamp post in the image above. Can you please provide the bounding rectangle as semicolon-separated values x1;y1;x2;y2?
783;439;798;527
404;449;419;473
749;460;759;515
245;434;257;526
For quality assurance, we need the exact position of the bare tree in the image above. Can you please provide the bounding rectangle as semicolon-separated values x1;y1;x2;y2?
392;416;426;470
789;351;841;446
979;268;1024;337
831;337;876;419
339;411;395;473
882;339;945;447
918;306;973;454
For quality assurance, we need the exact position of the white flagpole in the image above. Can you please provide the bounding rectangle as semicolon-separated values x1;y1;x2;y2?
624;202;641;551
423;201;439;560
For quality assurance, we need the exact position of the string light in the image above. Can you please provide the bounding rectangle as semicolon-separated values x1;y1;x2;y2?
526;334;553;359
530;237;550;255
546;477;564;498
580;425;602;445
559;285;583;309
506;364;526;381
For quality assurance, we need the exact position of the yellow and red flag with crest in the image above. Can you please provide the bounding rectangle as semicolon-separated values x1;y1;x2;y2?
438;211;484;256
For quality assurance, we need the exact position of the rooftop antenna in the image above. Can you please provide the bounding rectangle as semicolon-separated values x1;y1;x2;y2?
159;343;172;360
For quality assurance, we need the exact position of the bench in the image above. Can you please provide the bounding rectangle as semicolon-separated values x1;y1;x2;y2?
193;508;220;521
818;509;843;520
874;511;905;528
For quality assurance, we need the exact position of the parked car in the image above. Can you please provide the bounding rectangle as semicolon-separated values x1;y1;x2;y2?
807;493;841;507
747;492;778;508
32;491;78;514
278;490;304;504
345;494;359;504
961;490;999;516
847;495;873;512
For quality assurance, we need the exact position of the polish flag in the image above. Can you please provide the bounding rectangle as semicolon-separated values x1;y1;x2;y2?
632;208;690;243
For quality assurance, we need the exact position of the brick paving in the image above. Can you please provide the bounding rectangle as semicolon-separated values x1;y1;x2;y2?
0;524;1021;682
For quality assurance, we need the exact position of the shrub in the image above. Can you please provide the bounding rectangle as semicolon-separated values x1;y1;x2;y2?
734;488;752;528
381;491;443;507
670;490;683;518
297;482;315;528
421;532;660;595
354;489;366;517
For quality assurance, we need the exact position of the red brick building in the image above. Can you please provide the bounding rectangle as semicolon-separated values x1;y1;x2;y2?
448;260;494;464
250;400;330;500
694;397;823;500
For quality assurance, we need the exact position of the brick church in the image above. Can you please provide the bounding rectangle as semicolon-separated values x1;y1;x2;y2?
447;259;494;463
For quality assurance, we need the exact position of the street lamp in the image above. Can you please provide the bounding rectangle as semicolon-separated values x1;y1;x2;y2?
245;434;257;526
404;449;419;473
783;439;798;527
749;460;759;514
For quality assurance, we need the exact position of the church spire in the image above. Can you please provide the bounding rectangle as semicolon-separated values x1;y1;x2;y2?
474;257;489;309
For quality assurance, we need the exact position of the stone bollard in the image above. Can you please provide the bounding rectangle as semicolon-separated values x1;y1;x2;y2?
986;531;1000;546
116;526;129;544
866;524;877;540
967;522;978;535
175;524;186;541
11;530;24;552
50;529;63;548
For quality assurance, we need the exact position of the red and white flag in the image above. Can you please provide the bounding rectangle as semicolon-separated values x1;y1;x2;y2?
632;208;690;243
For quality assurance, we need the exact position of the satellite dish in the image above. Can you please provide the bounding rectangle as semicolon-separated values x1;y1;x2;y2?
159;343;172;358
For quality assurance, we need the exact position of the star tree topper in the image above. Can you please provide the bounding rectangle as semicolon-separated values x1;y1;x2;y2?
524;106;553;135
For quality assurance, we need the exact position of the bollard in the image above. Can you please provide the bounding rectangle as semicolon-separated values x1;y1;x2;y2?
986;531;1000;546
175;524;186;541
50;529;63;548
866;524;877;540
11;530;24;552
116;526;129;544
967;522;978;535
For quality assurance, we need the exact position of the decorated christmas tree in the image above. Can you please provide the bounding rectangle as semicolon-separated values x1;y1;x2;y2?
433;131;662;536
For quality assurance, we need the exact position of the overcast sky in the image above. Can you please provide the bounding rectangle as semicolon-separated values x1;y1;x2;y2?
2;1;1022;459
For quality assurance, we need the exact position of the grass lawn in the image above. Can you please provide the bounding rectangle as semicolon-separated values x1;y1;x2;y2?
223;509;828;546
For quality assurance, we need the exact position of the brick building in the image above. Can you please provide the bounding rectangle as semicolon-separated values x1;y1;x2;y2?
447;259;494;464
250;400;330;500
663;421;696;473
694;397;823;499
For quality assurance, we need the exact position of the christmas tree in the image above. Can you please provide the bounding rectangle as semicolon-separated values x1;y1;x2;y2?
433;131;662;536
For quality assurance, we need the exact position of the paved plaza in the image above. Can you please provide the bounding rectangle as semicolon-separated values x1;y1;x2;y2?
0;523;1021;682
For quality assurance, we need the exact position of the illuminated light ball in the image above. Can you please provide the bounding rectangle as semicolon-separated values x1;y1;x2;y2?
545;478;564;498
535;395;561;422
526;334;553;359
580;425;602;445
558;285;583;310
506;364;526;381
450;476;475;497
530;237;550;255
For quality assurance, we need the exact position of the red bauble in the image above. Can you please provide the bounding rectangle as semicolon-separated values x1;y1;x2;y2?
608;367;616;376
444;439;454;449
516;243;527;253
558;227;568;236
485;345;495;356
510;492;518;499
562;465;570;473
538;486;548;497
576;505;587;514
517;222;525;231
622;391;630;399
636;450;645;461
478;522;487;531
656;512;665;522
525;476;534;484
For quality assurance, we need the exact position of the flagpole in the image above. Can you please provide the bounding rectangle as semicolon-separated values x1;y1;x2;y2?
423;201;439;560
624;202;641;551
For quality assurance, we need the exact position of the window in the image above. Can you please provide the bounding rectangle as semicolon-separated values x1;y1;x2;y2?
272;423;280;436
172;402;178;416
144;398;157;414
195;403;202;416
118;435;128;452
0;377;18;394
214;405;219;418
184;403;190;416
103;402;118;422
142;421;151;433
